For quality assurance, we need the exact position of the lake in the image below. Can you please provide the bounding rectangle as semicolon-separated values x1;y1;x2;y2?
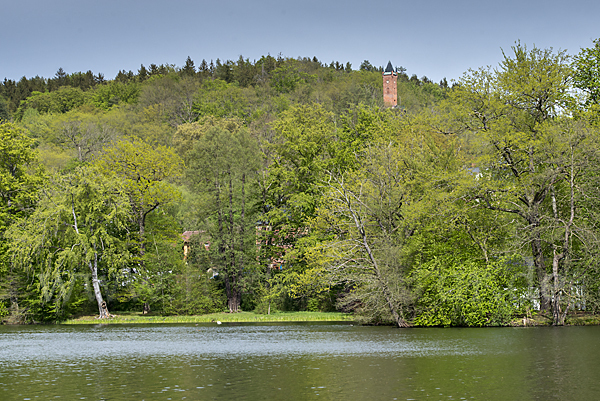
1;323;599;400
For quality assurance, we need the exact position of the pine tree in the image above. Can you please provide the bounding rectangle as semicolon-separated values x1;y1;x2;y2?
182;56;196;76
138;64;149;81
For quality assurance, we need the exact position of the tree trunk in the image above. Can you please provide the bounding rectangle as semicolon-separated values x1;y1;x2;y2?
549;164;576;326
526;209;551;314
227;289;241;313
139;208;146;262
73;201;109;319
138;203;159;266
214;178;237;312
90;252;110;319
531;235;551;313
225;168;241;312
552;252;566;325
357;224;408;328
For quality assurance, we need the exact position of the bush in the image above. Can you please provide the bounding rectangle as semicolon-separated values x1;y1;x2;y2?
413;257;527;327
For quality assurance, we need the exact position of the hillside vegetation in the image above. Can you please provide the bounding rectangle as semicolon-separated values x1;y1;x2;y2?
2;43;600;327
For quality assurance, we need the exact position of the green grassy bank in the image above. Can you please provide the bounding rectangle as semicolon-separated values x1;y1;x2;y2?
63;311;354;325
62;311;600;326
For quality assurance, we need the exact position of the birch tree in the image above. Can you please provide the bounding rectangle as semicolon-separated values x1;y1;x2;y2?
8;167;131;318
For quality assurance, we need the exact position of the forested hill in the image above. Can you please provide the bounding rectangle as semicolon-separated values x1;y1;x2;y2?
0;55;446;122
2;42;600;327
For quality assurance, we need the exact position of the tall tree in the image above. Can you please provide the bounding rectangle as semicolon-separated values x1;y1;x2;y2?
573;38;600;110
181;56;196;76
314;116;460;327
94;138;183;262
0;123;43;230
51;112;118;162
138;64;149;82
8;166;130;318
0;97;9;122
138;75;201;127
0;123;45;319
447;43;597;324
185;121;261;312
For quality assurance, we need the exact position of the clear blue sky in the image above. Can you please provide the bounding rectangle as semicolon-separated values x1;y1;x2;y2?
2;0;598;83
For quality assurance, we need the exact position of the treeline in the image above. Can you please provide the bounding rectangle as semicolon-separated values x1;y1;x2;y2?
0;55;442;118
2;41;600;328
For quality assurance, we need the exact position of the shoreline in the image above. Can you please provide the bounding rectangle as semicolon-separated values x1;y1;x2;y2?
27;311;600;327
62;311;354;325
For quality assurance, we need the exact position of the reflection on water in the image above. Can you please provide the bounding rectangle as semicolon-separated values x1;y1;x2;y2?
1;323;599;400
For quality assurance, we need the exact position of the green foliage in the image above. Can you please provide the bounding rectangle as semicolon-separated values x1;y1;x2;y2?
267;104;338;222
444;43;598;325
167;232;226;315
100;105;174;147
118;209;185;313
270;63;317;93
0;97;9;122
413;257;526;327
185;121;262;312
253;273;286;314
173;116;244;163
0;123;45;231
138;75;201;126
18;108;54;142
574;38;600;109
45;110;120;162
7;166;131;317
94;137;183;251
0;123;45;289
91;81;140;109
314;145;415;326
261;104;344;303
165;272;225;315
6;48;600;325
16;87;91;119
192;79;252;120
0;301;8;320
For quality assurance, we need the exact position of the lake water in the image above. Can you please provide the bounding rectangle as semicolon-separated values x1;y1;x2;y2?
0;323;599;400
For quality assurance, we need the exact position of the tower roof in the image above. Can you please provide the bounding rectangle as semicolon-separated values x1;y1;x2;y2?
384;61;394;73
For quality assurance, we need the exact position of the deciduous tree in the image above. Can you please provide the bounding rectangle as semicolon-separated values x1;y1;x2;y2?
447;43;600;324
8;167;130;318
0;123;45;319
94;138;183;262
185;123;261;312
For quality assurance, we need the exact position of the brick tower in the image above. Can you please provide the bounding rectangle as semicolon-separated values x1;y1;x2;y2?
382;61;398;107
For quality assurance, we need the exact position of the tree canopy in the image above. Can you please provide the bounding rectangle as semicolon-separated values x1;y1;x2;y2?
3;45;600;326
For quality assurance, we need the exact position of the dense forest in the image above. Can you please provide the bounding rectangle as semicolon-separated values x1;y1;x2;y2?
2;41;600;327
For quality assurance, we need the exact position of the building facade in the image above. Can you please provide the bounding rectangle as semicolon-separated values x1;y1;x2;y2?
383;61;398;107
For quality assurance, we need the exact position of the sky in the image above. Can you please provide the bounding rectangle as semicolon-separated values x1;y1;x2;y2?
2;0;599;84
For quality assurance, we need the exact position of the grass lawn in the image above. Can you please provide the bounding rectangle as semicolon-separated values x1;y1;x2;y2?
63;311;354;325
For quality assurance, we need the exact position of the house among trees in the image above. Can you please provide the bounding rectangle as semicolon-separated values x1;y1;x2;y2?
256;225;297;270
383;61;398;107
182;227;293;270
181;230;206;262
